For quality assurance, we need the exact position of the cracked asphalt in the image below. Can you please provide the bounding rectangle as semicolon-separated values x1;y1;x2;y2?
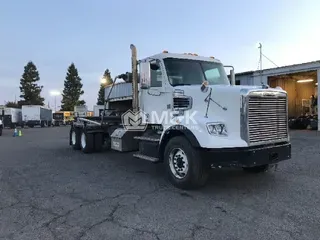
0;127;320;240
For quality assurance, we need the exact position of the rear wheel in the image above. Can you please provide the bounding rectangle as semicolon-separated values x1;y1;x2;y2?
80;130;94;153
94;133;104;152
164;136;210;190
70;127;81;150
0;128;2;136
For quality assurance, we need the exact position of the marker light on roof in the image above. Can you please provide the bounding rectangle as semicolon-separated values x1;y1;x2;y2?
163;50;168;53
210;56;215;59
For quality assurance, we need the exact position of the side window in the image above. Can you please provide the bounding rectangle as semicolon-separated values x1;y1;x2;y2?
150;61;162;87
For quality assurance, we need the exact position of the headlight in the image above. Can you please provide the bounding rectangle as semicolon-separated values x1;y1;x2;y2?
206;123;227;136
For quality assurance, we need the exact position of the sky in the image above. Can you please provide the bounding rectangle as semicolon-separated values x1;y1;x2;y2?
1;0;320;110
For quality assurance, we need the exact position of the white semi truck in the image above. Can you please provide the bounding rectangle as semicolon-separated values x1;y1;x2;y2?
69;44;291;189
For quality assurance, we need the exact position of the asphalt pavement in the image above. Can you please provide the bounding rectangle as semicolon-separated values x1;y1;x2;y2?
0;127;320;240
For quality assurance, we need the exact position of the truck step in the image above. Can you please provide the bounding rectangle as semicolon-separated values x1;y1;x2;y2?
133;153;159;162
134;136;160;142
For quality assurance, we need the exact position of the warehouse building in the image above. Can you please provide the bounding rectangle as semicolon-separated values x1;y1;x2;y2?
235;60;319;131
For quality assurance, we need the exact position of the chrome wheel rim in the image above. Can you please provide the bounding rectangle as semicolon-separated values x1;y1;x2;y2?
81;132;86;149
168;148;189;179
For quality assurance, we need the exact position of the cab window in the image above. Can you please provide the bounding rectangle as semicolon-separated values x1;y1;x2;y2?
150;62;162;87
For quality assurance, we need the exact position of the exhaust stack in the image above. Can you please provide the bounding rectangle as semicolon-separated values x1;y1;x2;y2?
130;44;139;112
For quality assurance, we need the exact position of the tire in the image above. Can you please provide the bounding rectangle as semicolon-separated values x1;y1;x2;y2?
0;128;2;136
80;130;94;153
70;127;81;150
164;136;210;190
242;164;270;173
94;133;104;152
41;121;45;128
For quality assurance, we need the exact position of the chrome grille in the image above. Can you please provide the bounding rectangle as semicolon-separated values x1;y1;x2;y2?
247;93;288;145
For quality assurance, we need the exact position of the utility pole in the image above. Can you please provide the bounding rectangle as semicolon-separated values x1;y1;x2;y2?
258;43;263;84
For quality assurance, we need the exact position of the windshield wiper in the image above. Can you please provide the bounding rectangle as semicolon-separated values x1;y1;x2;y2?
204;88;227;117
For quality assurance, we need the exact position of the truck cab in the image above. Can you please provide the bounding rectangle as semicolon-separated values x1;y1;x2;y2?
70;45;291;190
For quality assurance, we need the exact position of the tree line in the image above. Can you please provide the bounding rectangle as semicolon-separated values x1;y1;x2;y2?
5;61;115;111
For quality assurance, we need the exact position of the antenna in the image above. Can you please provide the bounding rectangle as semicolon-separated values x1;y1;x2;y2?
258;43;263;84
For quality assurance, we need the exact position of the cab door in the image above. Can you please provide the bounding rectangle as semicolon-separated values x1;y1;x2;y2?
139;60;171;124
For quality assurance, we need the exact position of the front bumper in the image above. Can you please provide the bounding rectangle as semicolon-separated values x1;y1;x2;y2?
200;142;291;168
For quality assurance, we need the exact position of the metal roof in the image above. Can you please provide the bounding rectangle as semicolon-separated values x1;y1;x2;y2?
236;60;320;76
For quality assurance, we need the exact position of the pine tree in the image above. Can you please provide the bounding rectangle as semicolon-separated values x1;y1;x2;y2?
97;69;113;105
19;61;44;105
61;63;85;111
5;101;20;108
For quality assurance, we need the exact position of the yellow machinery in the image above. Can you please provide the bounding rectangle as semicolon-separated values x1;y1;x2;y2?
86;111;94;117
53;111;75;125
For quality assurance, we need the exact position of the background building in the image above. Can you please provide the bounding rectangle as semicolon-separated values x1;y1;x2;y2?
235;61;319;130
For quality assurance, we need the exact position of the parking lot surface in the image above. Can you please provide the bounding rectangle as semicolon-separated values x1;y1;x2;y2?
0;127;320;240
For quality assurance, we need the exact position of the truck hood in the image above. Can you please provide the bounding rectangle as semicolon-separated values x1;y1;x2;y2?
173;84;265;138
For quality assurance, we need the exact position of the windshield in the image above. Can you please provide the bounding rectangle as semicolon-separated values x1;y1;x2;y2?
163;58;230;86
53;113;63;119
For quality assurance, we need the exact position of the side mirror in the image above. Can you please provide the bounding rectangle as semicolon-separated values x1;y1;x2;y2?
230;69;235;85
139;61;151;89
224;65;235;85
150;63;159;71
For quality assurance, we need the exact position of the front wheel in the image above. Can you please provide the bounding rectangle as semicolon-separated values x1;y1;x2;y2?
164;136;210;190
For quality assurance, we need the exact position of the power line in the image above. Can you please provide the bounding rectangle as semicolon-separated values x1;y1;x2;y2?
262;53;279;67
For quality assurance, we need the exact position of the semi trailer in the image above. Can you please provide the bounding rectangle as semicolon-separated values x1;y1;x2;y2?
74;105;88;118
1;107;23;128
69;44;291;190
93;105;105;117
22;105;53;127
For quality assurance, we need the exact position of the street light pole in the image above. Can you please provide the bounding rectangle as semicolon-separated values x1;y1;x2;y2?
54;96;57;112
49;90;61;112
